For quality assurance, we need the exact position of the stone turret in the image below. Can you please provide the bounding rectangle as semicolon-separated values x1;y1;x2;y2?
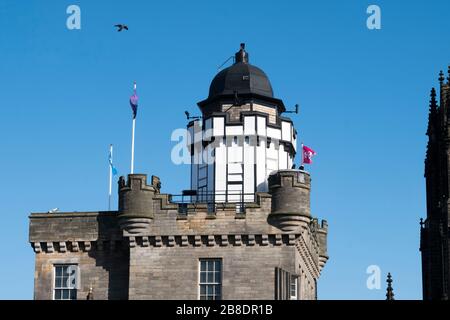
118;174;155;234
316;219;329;271
268;169;311;232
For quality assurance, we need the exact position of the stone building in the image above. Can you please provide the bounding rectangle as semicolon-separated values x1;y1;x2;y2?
29;44;329;300
421;67;450;300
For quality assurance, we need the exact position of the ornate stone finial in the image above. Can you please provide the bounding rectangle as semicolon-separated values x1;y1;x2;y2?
386;273;395;300
439;70;445;85
430;87;437;105
86;287;94;300
427;88;438;137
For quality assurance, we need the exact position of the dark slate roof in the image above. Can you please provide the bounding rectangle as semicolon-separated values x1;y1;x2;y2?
197;44;285;113
208;62;274;99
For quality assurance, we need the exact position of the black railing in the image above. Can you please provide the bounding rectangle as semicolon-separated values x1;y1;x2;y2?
170;191;256;215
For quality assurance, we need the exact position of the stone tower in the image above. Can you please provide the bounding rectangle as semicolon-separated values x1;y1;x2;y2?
421;67;450;300
29;44;328;300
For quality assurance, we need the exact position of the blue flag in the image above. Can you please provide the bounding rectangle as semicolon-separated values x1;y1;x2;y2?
109;149;118;175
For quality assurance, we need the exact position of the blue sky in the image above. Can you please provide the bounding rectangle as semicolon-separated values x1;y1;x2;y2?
0;0;449;299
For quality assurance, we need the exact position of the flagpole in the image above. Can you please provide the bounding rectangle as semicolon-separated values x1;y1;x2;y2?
131;118;135;174
109;144;113;210
300;142;304;168
130;81;137;174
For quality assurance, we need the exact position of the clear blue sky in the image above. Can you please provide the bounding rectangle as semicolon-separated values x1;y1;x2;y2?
0;0;449;300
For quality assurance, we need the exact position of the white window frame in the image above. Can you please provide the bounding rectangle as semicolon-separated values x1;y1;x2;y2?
199;258;222;300
53;264;78;300
290;275;298;300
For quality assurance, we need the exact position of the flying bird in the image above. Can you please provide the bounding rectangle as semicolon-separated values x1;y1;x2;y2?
114;24;128;32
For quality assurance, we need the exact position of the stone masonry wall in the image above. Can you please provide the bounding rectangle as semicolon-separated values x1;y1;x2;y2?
30;212;128;300
33;246;129;300
128;243;295;300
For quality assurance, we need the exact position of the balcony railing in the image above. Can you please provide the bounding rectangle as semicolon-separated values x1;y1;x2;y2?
169;190;256;215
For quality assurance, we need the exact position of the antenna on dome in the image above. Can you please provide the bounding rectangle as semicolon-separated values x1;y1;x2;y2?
217;56;234;71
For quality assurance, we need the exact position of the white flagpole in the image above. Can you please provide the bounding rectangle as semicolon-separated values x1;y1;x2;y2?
300;142;304;168
131;118;135;174
130;81;137;174
108;144;113;210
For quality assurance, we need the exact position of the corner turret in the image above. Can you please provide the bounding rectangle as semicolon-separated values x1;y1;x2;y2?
118;174;155;234
268;169;311;231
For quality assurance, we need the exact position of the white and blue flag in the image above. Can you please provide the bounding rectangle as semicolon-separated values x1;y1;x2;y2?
109;147;118;175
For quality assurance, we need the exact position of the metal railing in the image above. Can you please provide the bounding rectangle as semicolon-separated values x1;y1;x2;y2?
170;191;256;215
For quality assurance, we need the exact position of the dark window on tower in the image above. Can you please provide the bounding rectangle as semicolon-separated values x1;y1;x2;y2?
275;267;297;300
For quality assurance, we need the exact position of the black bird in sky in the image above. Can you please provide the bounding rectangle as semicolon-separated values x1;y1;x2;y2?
114;24;128;32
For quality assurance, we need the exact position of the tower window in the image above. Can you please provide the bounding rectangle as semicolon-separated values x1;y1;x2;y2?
54;264;78;300
199;259;222;300
290;275;298;300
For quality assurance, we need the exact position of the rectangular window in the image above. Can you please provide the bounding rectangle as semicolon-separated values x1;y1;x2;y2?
290;275;298;300
54;265;78;300
275;267;299;300
199;259;222;300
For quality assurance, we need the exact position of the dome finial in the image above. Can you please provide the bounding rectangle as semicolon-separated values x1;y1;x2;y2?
235;43;249;64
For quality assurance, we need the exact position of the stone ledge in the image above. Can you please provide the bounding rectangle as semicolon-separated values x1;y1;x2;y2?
31;240;125;254
125;234;300;248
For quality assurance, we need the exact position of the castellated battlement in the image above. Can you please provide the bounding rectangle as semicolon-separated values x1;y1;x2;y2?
28;168;329;301
29;173;327;258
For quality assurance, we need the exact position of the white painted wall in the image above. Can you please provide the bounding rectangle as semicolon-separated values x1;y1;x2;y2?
189;113;297;202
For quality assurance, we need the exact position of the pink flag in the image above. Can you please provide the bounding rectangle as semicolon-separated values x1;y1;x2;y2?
302;145;317;164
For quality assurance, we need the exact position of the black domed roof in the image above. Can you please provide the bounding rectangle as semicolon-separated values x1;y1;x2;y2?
207;43;273;99
198;44;285;113
208;62;274;99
